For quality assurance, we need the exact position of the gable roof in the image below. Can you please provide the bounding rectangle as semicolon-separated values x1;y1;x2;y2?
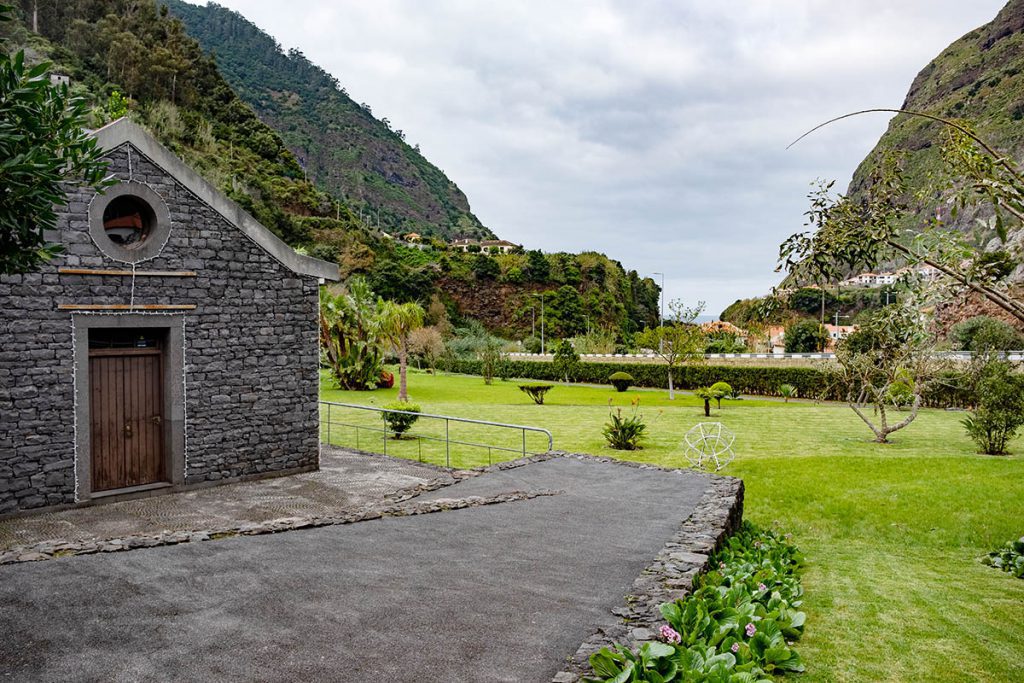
92;118;339;281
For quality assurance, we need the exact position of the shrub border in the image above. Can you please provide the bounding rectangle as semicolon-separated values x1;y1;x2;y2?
444;358;972;407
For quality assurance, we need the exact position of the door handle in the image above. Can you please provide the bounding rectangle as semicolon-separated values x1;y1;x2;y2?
124;422;133;438
151;415;162;425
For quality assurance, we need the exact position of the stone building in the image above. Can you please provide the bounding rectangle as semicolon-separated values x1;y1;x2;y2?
0;119;339;515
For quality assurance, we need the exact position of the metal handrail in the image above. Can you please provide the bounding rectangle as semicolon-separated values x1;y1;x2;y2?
319;400;554;467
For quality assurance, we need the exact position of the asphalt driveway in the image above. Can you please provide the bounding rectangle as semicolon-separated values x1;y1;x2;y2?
0;457;710;682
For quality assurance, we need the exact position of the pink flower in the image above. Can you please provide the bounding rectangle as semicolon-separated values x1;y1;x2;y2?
758;583;767;592
745;623;757;638
730;642;740;653
659;624;681;645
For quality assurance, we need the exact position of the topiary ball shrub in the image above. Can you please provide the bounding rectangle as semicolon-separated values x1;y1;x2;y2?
381;401;421;438
609;371;634;392
710;381;733;408
378;370;395;389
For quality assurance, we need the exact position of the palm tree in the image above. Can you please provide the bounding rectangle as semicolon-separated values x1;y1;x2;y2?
378;301;425;401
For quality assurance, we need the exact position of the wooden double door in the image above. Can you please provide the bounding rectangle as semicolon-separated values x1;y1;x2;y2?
88;329;167;492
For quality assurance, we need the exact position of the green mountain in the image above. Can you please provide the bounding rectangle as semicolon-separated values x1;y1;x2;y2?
2;0;660;337
2;0;375;250
162;0;493;242
848;0;1024;250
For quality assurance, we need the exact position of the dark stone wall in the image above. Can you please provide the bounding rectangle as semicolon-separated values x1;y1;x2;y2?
0;143;320;514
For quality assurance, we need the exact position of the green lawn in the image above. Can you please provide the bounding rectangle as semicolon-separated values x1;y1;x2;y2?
320;369;1024;682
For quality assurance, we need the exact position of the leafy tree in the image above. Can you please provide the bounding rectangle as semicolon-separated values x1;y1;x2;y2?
525;249;550;281
378;300;425;401
478;336;503;385
552;339;580;382
472;253;499;280
0;4;112;273
950;316;1024;353
832;306;935;443
319;277;384;390
368;259;436;303
546;285;586;338
704;332;747;354
784;320;828;353
634;300;706;400
407;325;444;372
788;287;835;316
780;110;1024;325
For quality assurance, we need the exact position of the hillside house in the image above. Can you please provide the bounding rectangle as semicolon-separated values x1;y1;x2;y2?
824;324;857;351
0;119;339;515
701;320;748;341
479;239;521;254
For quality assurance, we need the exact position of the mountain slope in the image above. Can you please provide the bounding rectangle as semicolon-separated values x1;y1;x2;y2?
848;0;1024;247
2;0;378;251
162;0;493;241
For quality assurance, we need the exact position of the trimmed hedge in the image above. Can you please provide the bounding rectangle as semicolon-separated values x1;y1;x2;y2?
442;358;972;408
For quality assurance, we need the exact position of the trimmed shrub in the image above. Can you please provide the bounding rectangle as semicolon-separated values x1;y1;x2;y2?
518;384;553;404
710;381;733;408
609;371;634;392
381;401;421;438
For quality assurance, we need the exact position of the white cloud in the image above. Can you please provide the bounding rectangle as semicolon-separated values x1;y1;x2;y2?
185;0;1006;314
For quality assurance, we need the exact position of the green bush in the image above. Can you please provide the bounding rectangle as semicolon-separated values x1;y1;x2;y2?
518;384;553;405
962;362;1024;454
951;316;1024;352
779;383;797;403
983;536;1024;578
586;522;805;682
784;319;828;353
381;402;421;438
710;381;733;408
602;402;647;450
608;371;634;392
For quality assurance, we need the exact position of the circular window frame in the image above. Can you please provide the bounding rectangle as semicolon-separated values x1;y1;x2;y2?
88;182;171;263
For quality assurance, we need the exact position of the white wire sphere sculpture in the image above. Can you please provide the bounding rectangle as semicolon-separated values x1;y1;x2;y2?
683;422;736;471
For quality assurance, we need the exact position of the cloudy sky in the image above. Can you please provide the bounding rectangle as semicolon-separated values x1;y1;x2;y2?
189;0;1006;315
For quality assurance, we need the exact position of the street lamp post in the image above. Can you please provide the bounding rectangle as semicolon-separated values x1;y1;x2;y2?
533;293;546;355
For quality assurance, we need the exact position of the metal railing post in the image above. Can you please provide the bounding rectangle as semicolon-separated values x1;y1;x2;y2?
318;401;553;465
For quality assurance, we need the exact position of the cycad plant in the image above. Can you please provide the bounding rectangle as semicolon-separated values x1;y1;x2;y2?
603;400;647;450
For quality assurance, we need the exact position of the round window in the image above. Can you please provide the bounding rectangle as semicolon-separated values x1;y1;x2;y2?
102;195;155;249
88;181;171;263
